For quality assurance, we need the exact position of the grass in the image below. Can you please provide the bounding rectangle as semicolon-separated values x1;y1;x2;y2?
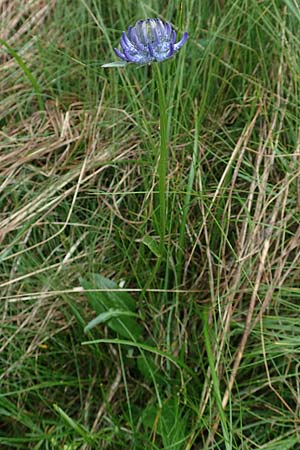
1;0;300;448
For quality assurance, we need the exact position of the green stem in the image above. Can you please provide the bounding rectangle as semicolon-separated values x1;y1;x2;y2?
153;63;168;255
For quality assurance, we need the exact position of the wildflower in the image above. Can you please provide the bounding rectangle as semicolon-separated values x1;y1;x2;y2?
114;18;188;65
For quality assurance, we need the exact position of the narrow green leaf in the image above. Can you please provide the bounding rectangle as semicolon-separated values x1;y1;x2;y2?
142;235;162;258
0;38;44;111
283;0;300;22
82;337;193;376
102;61;128;68
84;309;139;332
53;404;93;443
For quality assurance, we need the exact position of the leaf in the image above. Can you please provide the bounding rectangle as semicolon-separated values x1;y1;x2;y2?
80;274;142;340
142;404;157;429
53;404;93;443
142;398;188;450
82;337;193;375
81;274;135;311
0;38;44;111
102;61;128;68
84;309;139;332
141;235;162;258
284;0;300;22
137;354;157;382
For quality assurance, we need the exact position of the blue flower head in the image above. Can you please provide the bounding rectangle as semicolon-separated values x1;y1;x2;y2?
114;18;188;65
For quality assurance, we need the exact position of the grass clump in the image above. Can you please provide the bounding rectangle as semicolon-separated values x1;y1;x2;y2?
1;0;300;448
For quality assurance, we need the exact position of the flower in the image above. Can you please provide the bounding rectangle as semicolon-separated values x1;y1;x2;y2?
114;18;188;65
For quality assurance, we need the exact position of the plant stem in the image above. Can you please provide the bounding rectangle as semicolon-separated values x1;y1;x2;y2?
153;63;168;255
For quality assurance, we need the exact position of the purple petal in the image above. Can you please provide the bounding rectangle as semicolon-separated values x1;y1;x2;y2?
127;26;133;37
121;31;131;48
130;28;146;51
120;37;129;53
148;43;154;58
171;30;177;44
120;36;138;59
174;32;188;51
164;21;172;37
122;46;134;62
133;21;143;41
114;47;128;61
166;42;174;58
141;21;149;44
156;19;165;37
152;23;160;44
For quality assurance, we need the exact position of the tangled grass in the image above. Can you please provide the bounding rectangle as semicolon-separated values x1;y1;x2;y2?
1;1;300;448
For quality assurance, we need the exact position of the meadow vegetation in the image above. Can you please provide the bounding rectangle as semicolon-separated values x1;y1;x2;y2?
1;0;300;448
